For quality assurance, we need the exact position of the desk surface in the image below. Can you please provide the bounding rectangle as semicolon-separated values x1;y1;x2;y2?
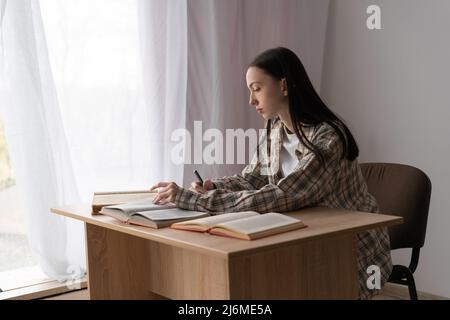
52;205;402;258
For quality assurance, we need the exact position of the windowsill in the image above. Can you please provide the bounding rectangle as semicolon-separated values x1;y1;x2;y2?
0;277;87;300
0;265;51;291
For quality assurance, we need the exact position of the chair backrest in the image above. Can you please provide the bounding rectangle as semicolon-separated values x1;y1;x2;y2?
360;163;432;250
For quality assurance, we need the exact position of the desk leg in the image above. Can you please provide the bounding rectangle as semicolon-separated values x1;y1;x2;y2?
84;223;166;300
227;233;359;299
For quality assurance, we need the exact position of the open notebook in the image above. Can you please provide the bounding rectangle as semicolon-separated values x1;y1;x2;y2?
171;211;306;240
99;200;209;229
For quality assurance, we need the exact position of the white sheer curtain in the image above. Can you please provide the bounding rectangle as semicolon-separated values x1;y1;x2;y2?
0;0;329;282
138;0;187;183
38;0;154;196
0;0;83;281
0;0;156;281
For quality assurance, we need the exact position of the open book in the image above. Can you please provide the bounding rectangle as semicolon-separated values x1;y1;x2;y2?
99;200;209;229
91;190;156;215
171;211;306;240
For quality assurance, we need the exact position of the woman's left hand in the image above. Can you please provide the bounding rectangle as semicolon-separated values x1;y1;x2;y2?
150;182;180;204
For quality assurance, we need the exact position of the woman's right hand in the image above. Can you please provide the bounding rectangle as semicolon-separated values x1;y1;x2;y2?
189;179;216;194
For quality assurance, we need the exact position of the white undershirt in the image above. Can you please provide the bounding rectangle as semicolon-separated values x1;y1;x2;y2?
280;125;300;177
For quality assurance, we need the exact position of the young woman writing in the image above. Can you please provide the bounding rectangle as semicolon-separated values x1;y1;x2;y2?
150;47;392;299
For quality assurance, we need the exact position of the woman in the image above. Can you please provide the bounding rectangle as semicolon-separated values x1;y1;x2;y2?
150;47;392;299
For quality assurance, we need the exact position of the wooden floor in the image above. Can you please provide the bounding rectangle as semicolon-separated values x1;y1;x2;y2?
44;289;90;300
373;283;446;300
43;283;446;300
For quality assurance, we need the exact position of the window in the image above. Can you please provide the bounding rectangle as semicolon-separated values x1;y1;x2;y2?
0;119;14;190
0;0;144;294
0;119;49;292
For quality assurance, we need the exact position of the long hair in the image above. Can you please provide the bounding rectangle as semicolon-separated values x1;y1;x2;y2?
248;47;359;166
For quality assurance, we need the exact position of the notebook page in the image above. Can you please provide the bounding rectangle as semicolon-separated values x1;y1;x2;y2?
132;209;208;221
105;199;176;213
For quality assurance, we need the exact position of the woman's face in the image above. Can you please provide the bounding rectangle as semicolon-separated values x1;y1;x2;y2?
246;66;288;120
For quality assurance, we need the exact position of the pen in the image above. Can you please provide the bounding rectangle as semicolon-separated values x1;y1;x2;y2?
193;169;204;185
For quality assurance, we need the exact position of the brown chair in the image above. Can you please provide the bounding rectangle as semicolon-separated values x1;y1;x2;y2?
360;163;432;300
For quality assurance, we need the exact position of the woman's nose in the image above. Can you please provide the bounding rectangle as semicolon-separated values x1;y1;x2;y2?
249;96;257;106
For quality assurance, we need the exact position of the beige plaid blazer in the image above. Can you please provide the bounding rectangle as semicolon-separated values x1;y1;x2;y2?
175;117;392;299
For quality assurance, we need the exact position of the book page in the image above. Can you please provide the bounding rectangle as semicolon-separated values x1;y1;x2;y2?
131;209;209;221
98;207;130;222
213;213;304;235
173;211;259;228
104;199;176;214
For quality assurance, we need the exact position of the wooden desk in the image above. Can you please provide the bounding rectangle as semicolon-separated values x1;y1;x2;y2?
51;205;402;300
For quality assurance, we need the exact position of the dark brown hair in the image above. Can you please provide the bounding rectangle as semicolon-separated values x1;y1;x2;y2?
249;47;359;166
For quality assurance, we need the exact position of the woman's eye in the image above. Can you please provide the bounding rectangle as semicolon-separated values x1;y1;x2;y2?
253;88;260;92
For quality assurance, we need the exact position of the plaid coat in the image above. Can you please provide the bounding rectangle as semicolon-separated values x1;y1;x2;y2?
175;117;392;299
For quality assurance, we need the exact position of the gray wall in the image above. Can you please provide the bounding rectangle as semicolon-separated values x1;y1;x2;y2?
321;0;450;297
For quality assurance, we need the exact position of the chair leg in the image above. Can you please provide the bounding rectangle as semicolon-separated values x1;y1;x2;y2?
388;265;418;300
404;269;418;300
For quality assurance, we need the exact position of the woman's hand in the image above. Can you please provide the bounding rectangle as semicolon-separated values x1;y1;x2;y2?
150;182;180;204
189;179;216;194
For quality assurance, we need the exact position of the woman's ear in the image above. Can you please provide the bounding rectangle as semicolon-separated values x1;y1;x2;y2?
281;78;288;96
